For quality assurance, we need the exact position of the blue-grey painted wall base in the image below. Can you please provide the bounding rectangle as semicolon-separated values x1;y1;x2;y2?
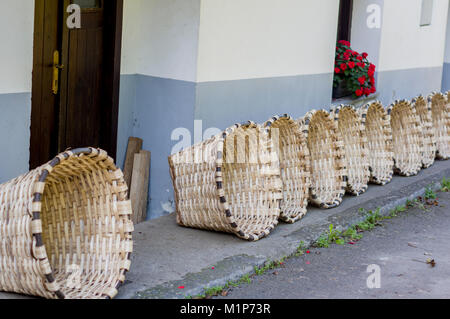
0;93;31;183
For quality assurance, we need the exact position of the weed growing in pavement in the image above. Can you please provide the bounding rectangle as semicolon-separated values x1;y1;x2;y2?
315;224;345;248
425;186;437;200
441;177;450;192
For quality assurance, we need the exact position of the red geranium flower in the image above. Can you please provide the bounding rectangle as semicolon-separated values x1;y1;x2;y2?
362;52;368;59
368;69;375;77
358;76;366;85
340;63;347;71
364;88;371;96
355;88;363;97
357;55;363;61
348;61;355;69
338;40;351;47
335;67;341;74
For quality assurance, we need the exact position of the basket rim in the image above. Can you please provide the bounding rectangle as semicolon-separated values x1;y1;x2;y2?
428;91;450;160
358;100;394;185
299;109;347;209
217;121;281;241
263;114;311;223
330;105;370;196
412;95;436;168
387;99;423;177
31;147;133;299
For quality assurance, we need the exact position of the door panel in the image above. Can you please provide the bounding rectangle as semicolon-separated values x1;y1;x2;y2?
30;0;123;169
60;3;104;149
59;1;105;152
30;0;62;169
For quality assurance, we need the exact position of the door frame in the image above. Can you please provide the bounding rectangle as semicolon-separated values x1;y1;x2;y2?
30;0;123;169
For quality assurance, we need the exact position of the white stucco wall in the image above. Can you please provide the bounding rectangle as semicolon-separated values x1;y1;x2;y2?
378;0;449;71
444;1;450;63
196;0;340;83
121;0;200;82
0;0;34;94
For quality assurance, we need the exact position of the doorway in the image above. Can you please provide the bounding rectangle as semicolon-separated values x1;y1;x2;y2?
30;0;123;169
337;0;353;42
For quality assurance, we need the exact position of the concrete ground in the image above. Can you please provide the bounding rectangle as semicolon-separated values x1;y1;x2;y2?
218;191;450;299
0;160;449;299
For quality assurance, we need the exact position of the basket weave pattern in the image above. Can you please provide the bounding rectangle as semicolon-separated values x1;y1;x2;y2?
412;96;436;168
430;92;450;160
299;110;347;209
331;105;370;196
169;122;283;241
264;115;311;223
359;102;394;185
0;148;133;299
388;100;423;176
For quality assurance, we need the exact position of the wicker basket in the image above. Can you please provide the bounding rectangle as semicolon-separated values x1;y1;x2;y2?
430;92;450;160
412;95;436;168
388;100;423;176
331;105;370;196
359;101;394;185
298;110;347;209
264;115;310;224
169;122;283;241
0;148;133;299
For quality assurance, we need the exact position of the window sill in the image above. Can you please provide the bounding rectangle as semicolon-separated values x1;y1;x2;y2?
331;92;380;109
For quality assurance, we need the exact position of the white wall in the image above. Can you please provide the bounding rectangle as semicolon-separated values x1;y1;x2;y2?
0;0;34;94
121;0;201;82
196;0;340;82
444;1;450;63
379;0;449;71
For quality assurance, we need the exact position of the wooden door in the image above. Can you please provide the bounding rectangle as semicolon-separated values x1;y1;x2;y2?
30;0;123;169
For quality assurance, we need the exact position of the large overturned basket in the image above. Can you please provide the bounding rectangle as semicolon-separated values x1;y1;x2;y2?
299;110;347;209
430;92;450;160
359;101;394;185
331;105;370;196
264;115;310;224
169;122;283;241
412;95;436;168
388;100;423;176
0;148;133;299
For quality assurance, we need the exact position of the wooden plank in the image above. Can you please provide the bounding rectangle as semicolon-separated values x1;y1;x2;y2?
130;150;151;224
123;137;143;191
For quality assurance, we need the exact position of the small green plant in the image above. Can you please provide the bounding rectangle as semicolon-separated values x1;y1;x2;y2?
295;241;306;257
425;186;437;200
441;177;450;192
204;286;225;297
342;226;363;241
315;224;344;248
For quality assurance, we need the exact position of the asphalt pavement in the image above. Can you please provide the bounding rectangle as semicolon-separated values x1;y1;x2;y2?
219;191;450;299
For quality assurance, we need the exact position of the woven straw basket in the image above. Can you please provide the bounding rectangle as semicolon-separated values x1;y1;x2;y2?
331;105;370;196
358;101;394;185
264;115;310;224
0;148;133;299
430;92;450;160
169;122;283;242
388;100;423;176
412;95;436;168
298;110;347;209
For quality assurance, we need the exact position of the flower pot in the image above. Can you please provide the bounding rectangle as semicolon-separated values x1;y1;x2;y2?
333;81;353;99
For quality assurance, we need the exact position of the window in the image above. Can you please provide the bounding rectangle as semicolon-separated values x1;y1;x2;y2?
420;0;433;26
